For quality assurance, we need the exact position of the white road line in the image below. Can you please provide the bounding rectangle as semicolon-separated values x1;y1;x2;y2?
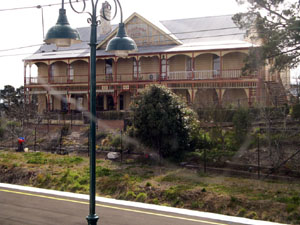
0;183;285;225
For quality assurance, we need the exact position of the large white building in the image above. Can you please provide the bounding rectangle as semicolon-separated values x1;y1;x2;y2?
24;6;288;114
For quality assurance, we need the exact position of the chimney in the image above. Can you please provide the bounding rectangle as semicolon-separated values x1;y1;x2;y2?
99;1;112;36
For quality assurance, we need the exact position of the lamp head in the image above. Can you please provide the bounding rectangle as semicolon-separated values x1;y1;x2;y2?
44;8;81;47
106;23;137;57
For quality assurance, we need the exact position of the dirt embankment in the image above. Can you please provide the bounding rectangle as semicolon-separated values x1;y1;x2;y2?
0;165;37;185
0;163;293;224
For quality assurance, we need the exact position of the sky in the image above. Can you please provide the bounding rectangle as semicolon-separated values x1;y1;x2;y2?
0;0;251;89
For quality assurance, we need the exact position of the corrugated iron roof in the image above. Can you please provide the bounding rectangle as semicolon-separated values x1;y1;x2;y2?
160;14;245;43
25;14;252;61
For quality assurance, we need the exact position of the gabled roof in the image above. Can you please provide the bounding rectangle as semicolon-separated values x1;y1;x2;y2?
96;12;182;49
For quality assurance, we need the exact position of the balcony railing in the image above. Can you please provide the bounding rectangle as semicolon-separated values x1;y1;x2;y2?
96;74;113;82
168;71;193;80
25;69;257;85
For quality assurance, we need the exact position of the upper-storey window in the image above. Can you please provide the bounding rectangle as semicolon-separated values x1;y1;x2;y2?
133;58;141;79
49;64;55;82
186;57;192;71
105;59;113;81
69;64;74;81
105;59;113;75
213;55;220;76
161;58;169;79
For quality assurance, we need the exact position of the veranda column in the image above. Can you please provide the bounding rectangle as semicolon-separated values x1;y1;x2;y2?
220;51;223;78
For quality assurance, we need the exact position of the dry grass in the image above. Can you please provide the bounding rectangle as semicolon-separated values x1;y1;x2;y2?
0;150;300;224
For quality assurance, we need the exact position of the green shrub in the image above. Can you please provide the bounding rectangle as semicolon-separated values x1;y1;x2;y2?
0;126;4;138
246;211;258;219
136;192;147;202
98;174;133;195
191;201;203;209
110;135;121;148
172;198;183;207
233;108;250;145
96;166;111;177
229;196;240;207
125;191;136;200
150;198;159;205
286;203;298;213
36;173;52;187
288;211;300;224
292;104;300;119
163;187;179;201
25;152;47;164
237;208;247;217
49;156;84;166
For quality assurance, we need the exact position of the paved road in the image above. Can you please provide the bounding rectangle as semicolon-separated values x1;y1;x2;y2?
0;186;279;225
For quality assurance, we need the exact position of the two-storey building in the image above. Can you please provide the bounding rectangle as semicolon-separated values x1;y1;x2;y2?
24;6;288;114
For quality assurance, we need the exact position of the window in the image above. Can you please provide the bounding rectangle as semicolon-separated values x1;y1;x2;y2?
161;58;169;79
213;55;220;76
105;59;113;75
133;58;141;79
69;64;74;81
105;59;113;81
49;64;55;82
186;58;192;71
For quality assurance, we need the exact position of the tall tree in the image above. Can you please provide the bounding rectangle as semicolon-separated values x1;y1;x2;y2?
233;0;300;72
0;85;17;107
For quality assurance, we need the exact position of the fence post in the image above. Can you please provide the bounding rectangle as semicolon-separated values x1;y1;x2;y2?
204;148;207;173
34;126;37;152
120;130;123;164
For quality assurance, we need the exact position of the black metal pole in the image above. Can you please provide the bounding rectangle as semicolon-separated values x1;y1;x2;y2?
34;127;37;152
86;3;99;224
257;134;260;179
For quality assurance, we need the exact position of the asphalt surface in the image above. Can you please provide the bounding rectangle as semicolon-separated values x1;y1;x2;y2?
0;187;258;225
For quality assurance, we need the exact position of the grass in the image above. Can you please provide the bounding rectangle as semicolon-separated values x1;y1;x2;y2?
1;150;300;224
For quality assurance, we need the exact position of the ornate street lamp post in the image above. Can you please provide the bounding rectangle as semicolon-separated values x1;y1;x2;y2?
44;1;137;224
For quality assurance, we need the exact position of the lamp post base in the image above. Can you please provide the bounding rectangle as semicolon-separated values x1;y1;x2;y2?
86;214;99;225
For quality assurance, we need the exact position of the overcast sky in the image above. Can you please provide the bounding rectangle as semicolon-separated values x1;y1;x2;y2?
0;0;250;89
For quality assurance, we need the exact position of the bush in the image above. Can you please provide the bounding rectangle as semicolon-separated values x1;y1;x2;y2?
233;108;250;145
0;126;4;138
136;192;147;202
130;85;199;159
292;104;300;119
96;166;111;177
110;135;121;148
125;191;136;200
61;125;70;136
25;152;47;164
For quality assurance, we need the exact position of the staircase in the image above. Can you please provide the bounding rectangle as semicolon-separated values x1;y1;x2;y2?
265;81;288;106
